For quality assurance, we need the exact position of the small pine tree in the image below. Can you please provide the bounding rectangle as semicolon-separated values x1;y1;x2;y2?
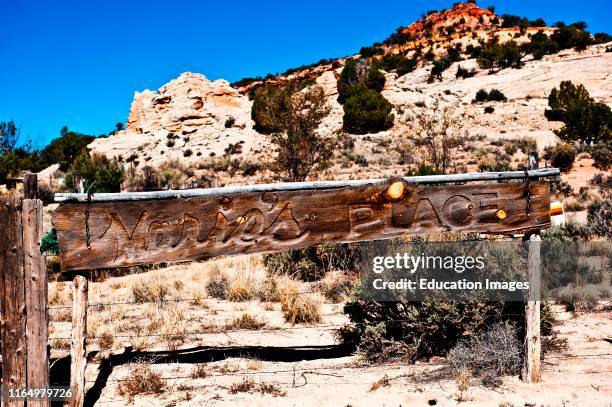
343;84;394;134
65;151;124;193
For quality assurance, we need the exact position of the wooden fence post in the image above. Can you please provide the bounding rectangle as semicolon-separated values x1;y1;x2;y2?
23;197;50;407
68;276;88;407
522;151;541;383
523;234;542;383
23;173;38;200
0;196;27;407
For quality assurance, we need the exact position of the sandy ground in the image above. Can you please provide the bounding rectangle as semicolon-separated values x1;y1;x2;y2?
46;258;612;407
85;307;611;407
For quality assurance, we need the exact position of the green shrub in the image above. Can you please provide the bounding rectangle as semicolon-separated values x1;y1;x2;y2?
354;154;368;167
484;106;495;114
397;56;418;77
359;46;383;58
240;161;261;176
591;143;611;170
65;151;124;193
41;229;59;255
456;65;476;79
343;84;394;134
547;81;612;145
251;85;286;134
263;243;360;282
545;143;576;172
406;163;439;176
474;89;489;103
587;199;612;237
488;89;507;101
365;68;386;93
40;127;96;171
338;59;386;103
476;41;525;71
340;300;553;363
473;89;507;103
503;142;518;155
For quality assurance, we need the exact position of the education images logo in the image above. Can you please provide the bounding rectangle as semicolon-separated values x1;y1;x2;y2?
370;253;530;292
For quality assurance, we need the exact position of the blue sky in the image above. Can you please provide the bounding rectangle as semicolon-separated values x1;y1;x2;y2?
1;0;610;147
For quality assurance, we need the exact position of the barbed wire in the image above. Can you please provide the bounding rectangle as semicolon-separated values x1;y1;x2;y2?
47;312;531;341
48;290;332;310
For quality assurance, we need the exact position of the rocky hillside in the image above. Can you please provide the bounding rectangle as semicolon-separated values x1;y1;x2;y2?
89;2;611;183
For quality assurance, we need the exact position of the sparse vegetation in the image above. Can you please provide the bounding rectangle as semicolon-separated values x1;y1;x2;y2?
587;199;612;237
446;323;521;387
402;100;468;174
544;143;576;172
280;292;322;325
206;267;229;299
546;81;611;145
473;89;507;103
253;83;337;181
226;313;266;330
131;278;170;304
343;84;394;135
117;364;167;402
65;151;124;193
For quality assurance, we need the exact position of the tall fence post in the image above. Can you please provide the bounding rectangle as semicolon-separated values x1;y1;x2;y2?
68;276;88;407
0;197;27;407
23;197;50;407
523;234;542;383
522;151;541;383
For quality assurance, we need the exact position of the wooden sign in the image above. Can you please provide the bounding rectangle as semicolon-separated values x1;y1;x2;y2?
52;179;550;271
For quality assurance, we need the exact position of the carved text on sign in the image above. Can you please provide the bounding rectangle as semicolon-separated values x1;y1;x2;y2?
52;180;550;271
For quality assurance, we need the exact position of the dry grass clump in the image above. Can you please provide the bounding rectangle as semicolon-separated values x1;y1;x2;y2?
228;378;286;396
446;323;521;387
205;265;229;300
278;278;322;324
51;338;71;351
131;277;170;304
320;272;355;303
225;313;266;330
257;381;287;396
129;336;151;352
227;270;257;302
117;363;167;402
557;285;600;312
98;331;115;350
228;378;255;394
257;276;281;302
190;364;210;379
369;374;391;392
216;362;240;374
279;281;322;325
159;305;189;351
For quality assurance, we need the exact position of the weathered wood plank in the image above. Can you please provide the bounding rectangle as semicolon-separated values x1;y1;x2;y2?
23;199;50;406
53;179;551;272
68;276;88;407
54;168;560;203
0;196;27;407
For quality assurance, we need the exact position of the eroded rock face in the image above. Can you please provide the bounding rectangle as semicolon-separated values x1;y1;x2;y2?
90;72;266;163
125;72;249;134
